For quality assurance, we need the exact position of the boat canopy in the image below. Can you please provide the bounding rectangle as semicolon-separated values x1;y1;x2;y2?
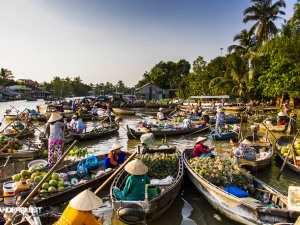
191;95;230;99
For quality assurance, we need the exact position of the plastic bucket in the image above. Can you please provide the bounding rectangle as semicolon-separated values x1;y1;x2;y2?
3;181;16;205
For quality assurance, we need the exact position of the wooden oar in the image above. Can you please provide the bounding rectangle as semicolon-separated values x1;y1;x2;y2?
184;124;211;137
276;129;300;180
261;122;278;142
0;108;27;133
5;140;78;225
94;150;138;195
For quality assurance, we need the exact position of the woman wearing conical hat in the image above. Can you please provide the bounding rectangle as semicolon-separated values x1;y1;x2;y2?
215;108;225;134
47;113;67;166
113;159;150;201
277;111;287;125
54;189;103;225
193;136;214;158
104;143;132;169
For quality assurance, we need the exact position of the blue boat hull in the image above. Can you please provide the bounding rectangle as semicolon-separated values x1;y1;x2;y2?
211;132;237;140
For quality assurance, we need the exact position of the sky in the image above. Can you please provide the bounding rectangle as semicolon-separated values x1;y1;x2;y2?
0;0;296;87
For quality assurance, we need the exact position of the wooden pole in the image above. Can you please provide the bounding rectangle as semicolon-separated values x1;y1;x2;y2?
238;113;243;141
276;129;300;180
5;140;78;225
94;150;138;195
0;108;27;133
261;122;278;142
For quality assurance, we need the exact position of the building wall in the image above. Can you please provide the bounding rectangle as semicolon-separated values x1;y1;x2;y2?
135;84;170;100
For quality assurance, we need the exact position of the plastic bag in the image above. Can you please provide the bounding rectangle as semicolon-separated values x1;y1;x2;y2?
223;186;249;198
85;155;98;170
158;176;174;185
76;161;88;178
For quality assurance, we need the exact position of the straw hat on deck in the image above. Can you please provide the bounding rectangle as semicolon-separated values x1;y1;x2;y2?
47;113;63;123
110;143;123;151
196;136;207;143
125;159;148;175
278;111;286;117
69;189;103;211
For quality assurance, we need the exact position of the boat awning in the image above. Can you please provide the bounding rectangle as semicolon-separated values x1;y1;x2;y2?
191;95;230;99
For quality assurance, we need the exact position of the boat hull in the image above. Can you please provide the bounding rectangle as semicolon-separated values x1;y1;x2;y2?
211;132;237;140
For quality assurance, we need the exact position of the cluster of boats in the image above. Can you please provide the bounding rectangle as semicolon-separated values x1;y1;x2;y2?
1;100;300;225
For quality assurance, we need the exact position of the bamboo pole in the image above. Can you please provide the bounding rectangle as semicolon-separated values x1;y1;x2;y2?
94;150;138;195
5;140;78;225
238;113;243;141
261;123;278;142
0;108;27;133
276;129;300;180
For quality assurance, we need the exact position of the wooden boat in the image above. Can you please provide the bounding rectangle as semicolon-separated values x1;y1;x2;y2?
110;146;184;224
39;131;76;147
275;136;300;174
182;149;300;224
26;98;37;101
135;113;175;124
33;154;113;207
4;128;35;138
112;108;136;115
253;122;288;132
238;137;273;172
127;124;210;139
75;126;119;141
211;131;237;140
210;117;240;124
4;115;24;120
145;103;176;108
0;149;42;160
223;106;245;111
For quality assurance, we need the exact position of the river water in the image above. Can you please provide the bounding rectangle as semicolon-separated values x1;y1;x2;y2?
0;99;299;225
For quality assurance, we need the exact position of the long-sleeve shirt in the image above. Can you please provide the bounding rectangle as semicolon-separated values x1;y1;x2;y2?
49;121;67;143
107;151;132;166
193;143;211;157
157;111;164;120
54;204;102;225
122;174;150;201
69;119;76;128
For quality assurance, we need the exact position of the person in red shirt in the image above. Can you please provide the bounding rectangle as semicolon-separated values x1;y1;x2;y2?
105;143;132;169
193;136;214;158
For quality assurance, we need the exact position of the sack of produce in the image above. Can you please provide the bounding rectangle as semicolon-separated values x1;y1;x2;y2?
76;161;88;178
85;155;98;170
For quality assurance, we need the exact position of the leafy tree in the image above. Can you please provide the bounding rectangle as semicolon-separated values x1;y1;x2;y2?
0;68;15;86
243;0;286;44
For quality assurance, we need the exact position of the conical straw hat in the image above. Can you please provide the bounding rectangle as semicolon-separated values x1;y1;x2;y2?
202;111;208;115
110;143;123;151
47;113;63;123
125;159;148;175
159;107;164;111
69;189;103;211
242;139;252;145
278;111;286;116
217;108;224;113
196;136;207;143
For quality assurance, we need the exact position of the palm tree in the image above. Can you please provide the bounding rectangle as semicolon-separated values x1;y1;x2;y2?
227;28;257;57
243;0;286;44
209;53;250;98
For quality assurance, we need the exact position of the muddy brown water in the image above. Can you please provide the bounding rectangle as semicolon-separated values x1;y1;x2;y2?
0;99;299;225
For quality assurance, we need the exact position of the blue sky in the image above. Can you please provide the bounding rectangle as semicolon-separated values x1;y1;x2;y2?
0;0;296;86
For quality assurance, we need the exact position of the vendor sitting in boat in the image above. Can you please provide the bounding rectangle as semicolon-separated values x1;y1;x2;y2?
69;115;77;130
157;107;165;120
277;111;288;125
91;105;98;116
193;108;202;117
113;159;150;201
193;136;213;158
228;137;256;161
105;143;132;169
200;111;210;124
54;189;103;225
75;115;86;133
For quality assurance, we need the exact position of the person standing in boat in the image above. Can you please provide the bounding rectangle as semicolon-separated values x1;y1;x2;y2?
72;101;77;112
277;111;288;125
105;143;132;169
228;137;256;161
284;100;291;115
193;136;213;158
47;113;67;166
113;159;150;201
215;108;225;134
54;189;103;225
157;107;165;120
